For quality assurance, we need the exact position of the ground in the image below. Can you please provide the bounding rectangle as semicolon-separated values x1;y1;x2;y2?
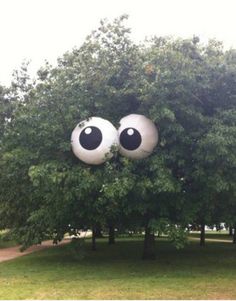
0;239;70;263
0;233;236;299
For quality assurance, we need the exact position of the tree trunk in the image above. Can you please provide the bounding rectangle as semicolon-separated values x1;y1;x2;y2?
92;227;96;251
95;225;103;238
233;224;236;244
108;224;115;245
229;226;233;236
200;223;205;246
142;225;156;260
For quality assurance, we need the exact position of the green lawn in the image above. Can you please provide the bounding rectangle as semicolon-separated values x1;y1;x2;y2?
0;237;236;299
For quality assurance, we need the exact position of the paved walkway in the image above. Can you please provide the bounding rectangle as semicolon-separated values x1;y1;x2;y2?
189;237;232;243
0;239;70;263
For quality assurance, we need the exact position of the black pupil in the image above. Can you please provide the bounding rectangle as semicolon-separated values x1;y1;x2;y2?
119;127;142;151
79;126;102;150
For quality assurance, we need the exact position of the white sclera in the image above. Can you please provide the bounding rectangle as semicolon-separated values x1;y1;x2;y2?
118;114;158;159
71;117;119;165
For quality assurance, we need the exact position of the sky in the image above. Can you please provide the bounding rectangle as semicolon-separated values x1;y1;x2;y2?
1;0;236;86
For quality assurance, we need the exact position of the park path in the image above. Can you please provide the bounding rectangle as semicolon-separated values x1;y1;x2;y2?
0;239;71;263
189;237;232;243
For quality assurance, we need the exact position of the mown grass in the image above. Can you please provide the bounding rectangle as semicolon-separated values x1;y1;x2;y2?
0;236;236;299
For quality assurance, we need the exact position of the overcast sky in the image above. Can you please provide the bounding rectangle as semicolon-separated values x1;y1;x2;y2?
1;0;236;86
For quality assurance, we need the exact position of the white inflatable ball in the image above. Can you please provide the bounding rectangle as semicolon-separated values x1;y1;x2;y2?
71;117;119;165
118;114;158;159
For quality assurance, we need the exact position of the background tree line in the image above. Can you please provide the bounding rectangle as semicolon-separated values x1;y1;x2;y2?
0;15;236;259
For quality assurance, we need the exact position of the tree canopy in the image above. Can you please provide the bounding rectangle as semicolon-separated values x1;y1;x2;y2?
0;15;236;258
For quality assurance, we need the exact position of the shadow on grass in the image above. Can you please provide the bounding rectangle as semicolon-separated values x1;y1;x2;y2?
1;237;236;300
4;237;236;273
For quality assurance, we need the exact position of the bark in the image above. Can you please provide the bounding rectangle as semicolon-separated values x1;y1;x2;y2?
142;225;156;260
200;223;205;246
233;224;236;244
94;225;103;238
92;227;96;251
108;224;115;245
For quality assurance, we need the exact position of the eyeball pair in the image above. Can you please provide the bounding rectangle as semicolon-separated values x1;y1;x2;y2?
71;114;158;165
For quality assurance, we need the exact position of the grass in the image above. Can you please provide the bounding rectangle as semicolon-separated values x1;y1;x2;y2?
0;236;236;299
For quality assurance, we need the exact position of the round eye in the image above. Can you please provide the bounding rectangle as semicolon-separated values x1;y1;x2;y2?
79;126;102;150
118;114;158;159
71;117;118;165
120;128;142;150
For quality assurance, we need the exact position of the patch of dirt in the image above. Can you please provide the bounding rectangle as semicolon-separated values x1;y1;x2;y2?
0;239;70;263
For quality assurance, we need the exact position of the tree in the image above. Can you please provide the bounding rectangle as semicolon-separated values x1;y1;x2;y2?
0;16;143;249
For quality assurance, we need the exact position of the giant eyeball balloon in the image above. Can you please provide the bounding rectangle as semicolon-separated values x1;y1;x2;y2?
71;117;118;165
118;114;158;159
